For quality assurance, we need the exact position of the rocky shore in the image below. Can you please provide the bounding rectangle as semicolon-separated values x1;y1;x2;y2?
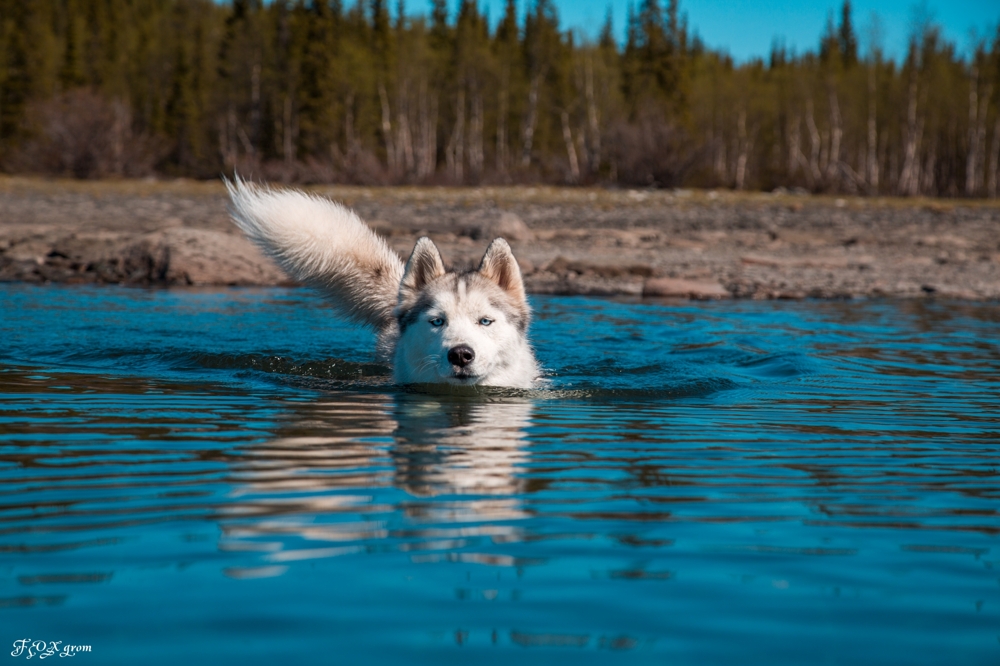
2;176;1000;300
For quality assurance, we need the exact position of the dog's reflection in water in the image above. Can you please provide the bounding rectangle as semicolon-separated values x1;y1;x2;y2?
219;393;532;575
392;396;532;493
391;395;531;522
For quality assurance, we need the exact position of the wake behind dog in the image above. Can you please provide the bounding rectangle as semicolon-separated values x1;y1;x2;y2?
226;179;540;388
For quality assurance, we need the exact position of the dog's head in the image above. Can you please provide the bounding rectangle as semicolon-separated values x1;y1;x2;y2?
393;237;533;386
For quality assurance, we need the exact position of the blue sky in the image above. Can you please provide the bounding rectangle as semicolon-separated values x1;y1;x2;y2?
467;0;998;62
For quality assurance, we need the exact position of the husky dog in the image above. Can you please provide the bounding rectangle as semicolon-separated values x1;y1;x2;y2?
226;179;540;388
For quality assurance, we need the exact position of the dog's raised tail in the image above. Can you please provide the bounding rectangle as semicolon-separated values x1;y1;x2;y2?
226;178;404;331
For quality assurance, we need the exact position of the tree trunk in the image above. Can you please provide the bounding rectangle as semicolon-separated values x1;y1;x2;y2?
973;84;991;195
921;139;936;195
826;82;843;187
111;98;127;176
521;72;542;167
282;94;294;179
218;115;230;169
378;82;396;174
399;111;415;176
966;66;980;196
713;121;727;183
469;82;483;178
805;97;822;186
224;107;244;164
584;56;601;172
899;71;921;196
735;107;749;190
446;89;465;182
416;81;434;179
866;64;879;194
426;94;438;178
560;110;579;183
787;115;799;176
988;117;1000;198
250;60;261;149
496;64;509;173
344;92;356;158
396;82;415;176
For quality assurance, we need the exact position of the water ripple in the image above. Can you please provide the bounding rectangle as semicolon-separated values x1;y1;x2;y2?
1;286;998;664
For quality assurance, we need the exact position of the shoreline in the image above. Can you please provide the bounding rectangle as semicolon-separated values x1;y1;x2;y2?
3;176;1000;300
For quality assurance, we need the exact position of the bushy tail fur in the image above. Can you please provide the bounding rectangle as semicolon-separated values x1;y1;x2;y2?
226;178;404;331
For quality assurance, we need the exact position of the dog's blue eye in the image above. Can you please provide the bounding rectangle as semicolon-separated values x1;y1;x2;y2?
429;317;444;327
479;317;493;326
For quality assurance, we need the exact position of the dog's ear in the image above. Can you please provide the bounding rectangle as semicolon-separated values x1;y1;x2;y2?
478;238;526;304
400;237;446;297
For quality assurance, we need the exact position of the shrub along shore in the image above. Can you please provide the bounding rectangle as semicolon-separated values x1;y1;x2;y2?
2;177;1000;300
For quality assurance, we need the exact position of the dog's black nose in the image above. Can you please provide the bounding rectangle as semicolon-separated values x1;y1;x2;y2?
448;344;475;368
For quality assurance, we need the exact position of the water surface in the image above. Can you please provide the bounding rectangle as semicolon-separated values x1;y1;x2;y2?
2;285;998;664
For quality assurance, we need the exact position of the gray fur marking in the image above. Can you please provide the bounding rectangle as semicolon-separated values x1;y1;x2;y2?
397;293;436;334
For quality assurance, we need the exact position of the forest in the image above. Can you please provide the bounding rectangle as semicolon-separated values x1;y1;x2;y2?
1;0;998;196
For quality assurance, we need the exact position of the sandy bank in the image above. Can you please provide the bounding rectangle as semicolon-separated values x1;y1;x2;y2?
2;176;1000;300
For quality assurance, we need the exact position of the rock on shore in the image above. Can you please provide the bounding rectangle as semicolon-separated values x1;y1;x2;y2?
2;177;1000;300
0;225;287;286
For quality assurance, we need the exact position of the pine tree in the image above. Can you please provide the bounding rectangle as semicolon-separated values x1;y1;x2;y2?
838;1;857;69
520;0;560;166
0;1;30;141
494;0;522;173
165;37;196;167
59;2;88;90
297;1;341;159
216;0;266;167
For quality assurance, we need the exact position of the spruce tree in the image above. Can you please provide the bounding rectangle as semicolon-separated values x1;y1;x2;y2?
838;1;857;69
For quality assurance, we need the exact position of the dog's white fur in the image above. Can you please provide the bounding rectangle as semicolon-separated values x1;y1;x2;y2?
226;179;539;388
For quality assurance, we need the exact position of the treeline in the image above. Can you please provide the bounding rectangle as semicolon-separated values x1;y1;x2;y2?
1;0;999;196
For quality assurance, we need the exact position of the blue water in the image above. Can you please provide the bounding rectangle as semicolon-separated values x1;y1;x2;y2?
1;284;998;664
